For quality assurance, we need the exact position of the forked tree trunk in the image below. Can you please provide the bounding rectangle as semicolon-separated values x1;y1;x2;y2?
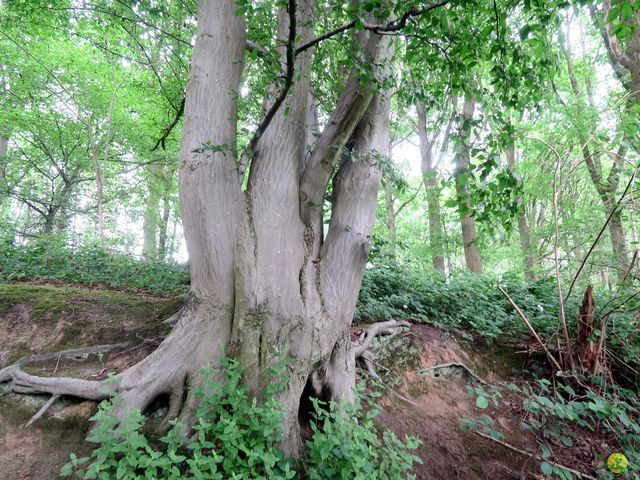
0;0;395;458
454;94;482;273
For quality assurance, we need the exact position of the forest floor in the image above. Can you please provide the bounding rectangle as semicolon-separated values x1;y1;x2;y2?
0;282;604;479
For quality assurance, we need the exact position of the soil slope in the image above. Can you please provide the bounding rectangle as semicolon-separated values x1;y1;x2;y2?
0;283;580;479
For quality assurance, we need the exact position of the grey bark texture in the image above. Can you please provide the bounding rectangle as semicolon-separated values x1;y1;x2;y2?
0;0;400;458
454;95;482;273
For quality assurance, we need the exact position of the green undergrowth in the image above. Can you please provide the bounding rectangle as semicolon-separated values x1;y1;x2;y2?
464;375;640;479
0;237;190;295
61;358;421;480
355;263;640;383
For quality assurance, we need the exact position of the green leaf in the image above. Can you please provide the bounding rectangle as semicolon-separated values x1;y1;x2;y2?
476;396;489;409
540;462;553;476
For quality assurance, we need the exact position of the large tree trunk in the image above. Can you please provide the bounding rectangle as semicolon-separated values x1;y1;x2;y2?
505;144;536;281
453;94;482;273
1;0;398;460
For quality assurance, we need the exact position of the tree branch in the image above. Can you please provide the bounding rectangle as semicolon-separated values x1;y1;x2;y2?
498;286;563;372
247;0;297;153
296;0;452;53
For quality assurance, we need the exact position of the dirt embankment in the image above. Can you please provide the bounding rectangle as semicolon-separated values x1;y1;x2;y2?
0;283;180;479
0;283;596;479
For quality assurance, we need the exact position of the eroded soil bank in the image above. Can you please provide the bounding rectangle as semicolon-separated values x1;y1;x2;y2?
0;283;603;479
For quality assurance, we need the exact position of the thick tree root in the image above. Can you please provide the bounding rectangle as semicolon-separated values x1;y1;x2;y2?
352;319;411;379
0;344;128;399
1;317;413;435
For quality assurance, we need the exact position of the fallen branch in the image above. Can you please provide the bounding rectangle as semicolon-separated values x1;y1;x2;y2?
25;394;59;428
475;431;597;480
416;361;488;386
498;286;563;372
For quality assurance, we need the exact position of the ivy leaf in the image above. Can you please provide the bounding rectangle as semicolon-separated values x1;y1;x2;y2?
540;461;553;476
476;396;489;409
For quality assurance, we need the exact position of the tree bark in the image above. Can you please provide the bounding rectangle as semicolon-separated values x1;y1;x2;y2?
505;144;536;281
0;0;399;460
417;105;450;272
453;94;482;273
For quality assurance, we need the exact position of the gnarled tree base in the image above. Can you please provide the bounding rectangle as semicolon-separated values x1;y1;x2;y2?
0;306;411;454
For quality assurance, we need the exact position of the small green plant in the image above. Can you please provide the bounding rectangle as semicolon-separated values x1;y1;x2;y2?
305;393;422;480
61;357;295;479
61;359;422;479
462;376;640;480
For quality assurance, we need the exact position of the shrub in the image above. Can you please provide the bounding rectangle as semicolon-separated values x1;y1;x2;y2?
61;359;420;479
305;394;421;480
0;236;190;295
463;377;640;479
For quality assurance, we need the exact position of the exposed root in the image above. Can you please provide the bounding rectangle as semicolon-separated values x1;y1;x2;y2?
350;319;411;382
0;344;128;399
352;320;411;357
416;362;489;386
0;343;129;383
0;299;232;434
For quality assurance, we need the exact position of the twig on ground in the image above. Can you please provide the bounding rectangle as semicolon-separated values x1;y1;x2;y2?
475;431;597;480
498;286;563;372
